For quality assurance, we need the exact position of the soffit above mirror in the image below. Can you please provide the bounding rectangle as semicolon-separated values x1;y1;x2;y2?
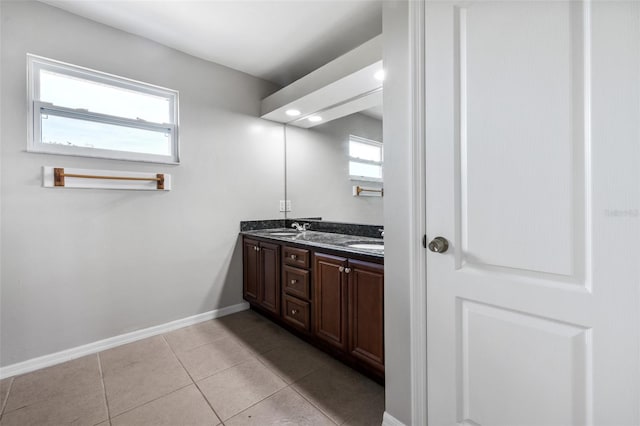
260;35;383;128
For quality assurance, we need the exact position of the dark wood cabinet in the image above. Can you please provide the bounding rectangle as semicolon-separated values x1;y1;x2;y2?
258;242;280;315
314;253;349;351
242;235;384;381
283;246;311;268
282;247;312;333
282;265;310;300
314;254;384;374
243;238;260;303
283;294;310;331
348;259;384;372
243;239;280;315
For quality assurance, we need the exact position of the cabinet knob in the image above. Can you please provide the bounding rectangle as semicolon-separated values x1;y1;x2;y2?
345;268;351;274
291;309;298;315
339;266;345;272
290;254;297;260
291;279;297;284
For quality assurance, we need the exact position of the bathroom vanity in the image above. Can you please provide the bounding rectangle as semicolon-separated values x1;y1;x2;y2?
241;38;385;382
240;223;384;382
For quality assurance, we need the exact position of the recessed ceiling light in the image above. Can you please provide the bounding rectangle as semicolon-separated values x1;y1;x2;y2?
374;70;385;81
308;115;322;123
285;109;301;117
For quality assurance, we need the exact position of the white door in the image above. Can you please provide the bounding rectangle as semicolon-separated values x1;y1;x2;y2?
425;1;640;425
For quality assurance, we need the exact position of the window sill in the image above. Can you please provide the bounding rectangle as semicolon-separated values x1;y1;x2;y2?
26;146;180;165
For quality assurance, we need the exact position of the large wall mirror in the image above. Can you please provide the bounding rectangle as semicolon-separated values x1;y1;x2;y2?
284;104;383;225
261;36;383;226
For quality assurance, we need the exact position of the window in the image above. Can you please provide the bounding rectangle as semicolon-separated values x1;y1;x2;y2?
28;55;179;163
349;135;383;181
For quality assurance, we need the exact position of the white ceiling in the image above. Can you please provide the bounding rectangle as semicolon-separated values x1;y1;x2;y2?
40;0;382;86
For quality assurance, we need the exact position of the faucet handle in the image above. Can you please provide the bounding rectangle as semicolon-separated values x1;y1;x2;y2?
378;228;384;237
302;223;311;231
291;222;302;231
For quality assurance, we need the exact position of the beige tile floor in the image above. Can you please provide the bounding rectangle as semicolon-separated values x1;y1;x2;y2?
0;309;384;426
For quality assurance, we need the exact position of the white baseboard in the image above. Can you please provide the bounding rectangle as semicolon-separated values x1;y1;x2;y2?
382;411;408;426
0;302;249;380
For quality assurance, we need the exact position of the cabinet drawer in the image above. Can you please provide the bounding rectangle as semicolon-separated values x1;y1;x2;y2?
283;266;311;300
283;246;310;268
283;295;310;331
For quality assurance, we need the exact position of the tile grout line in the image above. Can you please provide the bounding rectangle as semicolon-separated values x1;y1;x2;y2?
0;377;14;421
289;364;385;426
288;384;341;426
165;330;234;357
168;346;282;424
164;320;277;385
163;328;263;368
220;385;293;424
205;322;337;422
163;317;289;425
251;346;325;389
165;312;271;356
161;335;225;424
185;354;259;386
96;353;112;425
103;336;194;421
214;376;287;424
109;382;194;422
222;384;338;426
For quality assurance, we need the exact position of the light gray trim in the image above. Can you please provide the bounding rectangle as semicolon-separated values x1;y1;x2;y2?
409;0;428;425
0;302;249;379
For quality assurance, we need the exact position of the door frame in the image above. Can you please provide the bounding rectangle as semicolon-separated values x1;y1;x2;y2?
407;1;428;425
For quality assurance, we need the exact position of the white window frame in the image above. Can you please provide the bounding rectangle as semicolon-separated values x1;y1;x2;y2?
348;135;383;182
27;54;180;164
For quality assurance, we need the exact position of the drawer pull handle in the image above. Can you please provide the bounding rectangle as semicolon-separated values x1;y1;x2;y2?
290;254;297;260
291;309;298;315
291;279;297;284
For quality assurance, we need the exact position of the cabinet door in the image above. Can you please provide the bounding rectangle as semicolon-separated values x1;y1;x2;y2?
243;238;260;303
314;253;348;351
348;259;384;371
258;242;280;315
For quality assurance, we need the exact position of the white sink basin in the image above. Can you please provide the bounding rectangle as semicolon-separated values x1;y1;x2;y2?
348;243;384;250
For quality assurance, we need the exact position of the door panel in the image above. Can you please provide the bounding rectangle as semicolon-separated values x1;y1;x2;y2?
460;2;582;277
425;1;640;425
460;300;589;426
243;238;259;303
314;253;348;350
348;259;384;371
258;242;280;314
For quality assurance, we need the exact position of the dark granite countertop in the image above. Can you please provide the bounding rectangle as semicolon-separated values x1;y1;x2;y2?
240;228;384;259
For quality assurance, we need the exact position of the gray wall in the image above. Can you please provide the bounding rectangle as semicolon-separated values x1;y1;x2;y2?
0;1;284;367
286;112;383;225
383;0;412;424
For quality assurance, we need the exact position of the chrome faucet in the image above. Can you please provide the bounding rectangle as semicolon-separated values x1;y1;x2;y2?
291;222;311;231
